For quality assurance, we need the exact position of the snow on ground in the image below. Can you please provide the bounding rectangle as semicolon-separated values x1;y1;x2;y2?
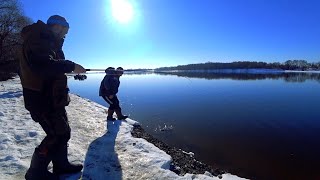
0;78;246;180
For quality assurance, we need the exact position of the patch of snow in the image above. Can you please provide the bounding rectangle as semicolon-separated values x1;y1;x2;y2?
182;150;195;157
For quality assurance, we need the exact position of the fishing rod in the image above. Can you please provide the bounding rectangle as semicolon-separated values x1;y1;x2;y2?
66;69;104;81
66;69;104;75
85;69;105;72
68;69;124;81
66;69;123;81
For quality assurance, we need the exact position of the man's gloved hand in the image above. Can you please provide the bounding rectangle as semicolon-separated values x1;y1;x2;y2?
74;74;87;81
109;95;114;99
73;63;86;74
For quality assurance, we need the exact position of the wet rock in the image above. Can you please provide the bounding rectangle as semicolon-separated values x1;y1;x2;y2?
131;125;226;177
170;163;181;174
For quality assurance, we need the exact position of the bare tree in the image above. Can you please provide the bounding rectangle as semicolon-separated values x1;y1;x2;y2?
0;0;32;65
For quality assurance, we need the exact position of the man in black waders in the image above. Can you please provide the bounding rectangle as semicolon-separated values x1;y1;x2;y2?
99;67;128;121
19;15;86;179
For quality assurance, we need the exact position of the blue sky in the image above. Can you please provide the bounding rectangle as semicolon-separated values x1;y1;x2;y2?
21;0;320;69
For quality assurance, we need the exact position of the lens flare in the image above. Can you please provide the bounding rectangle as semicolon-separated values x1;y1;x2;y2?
110;0;134;24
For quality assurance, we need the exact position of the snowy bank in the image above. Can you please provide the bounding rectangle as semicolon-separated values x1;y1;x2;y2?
0;78;246;180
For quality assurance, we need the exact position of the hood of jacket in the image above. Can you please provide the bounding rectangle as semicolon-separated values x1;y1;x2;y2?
21;20;53;41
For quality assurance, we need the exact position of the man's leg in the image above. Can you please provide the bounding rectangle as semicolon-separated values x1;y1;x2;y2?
48;108;83;175
113;95;128;120
26;108;82;179
102;96;116;120
25;112;59;180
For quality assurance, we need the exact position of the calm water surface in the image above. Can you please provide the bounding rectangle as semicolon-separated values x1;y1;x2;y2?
68;72;320;180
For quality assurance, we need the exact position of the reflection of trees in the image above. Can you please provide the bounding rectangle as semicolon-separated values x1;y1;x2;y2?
155;71;320;83
283;73;320;83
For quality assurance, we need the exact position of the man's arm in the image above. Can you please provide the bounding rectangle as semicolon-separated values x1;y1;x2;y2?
24;34;75;77
103;76;111;91
108;78;117;95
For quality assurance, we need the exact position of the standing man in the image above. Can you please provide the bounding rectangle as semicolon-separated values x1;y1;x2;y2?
99;67;128;121
19;15;86;179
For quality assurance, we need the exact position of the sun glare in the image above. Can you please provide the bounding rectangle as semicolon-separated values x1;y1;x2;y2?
110;0;134;24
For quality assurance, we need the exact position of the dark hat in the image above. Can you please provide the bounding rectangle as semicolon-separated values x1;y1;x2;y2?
116;67;124;71
47;15;69;28
105;67;115;73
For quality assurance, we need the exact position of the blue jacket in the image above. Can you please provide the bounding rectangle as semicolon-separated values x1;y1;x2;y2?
99;72;120;96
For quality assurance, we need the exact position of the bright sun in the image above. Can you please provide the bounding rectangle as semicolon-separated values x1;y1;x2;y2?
110;0;134;24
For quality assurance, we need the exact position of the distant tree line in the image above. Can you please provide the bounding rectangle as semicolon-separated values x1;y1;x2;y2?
125;68;153;72
124;68;153;75
0;0;32;80
155;60;320;71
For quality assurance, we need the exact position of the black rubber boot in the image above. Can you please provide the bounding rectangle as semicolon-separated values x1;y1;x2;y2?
107;116;116;121
107;109;116;121
117;115;128;120
52;145;83;175
25;148;59;180
115;109;128;120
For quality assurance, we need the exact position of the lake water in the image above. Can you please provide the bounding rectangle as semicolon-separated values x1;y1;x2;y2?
68;72;320;180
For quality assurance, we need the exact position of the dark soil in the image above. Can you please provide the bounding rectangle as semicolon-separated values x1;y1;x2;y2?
131;124;226;178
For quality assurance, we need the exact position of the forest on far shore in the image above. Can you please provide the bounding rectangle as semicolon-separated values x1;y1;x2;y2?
155;60;320;71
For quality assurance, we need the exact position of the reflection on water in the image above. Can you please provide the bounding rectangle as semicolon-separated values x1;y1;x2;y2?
155;71;320;83
154;124;174;132
69;72;320;180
